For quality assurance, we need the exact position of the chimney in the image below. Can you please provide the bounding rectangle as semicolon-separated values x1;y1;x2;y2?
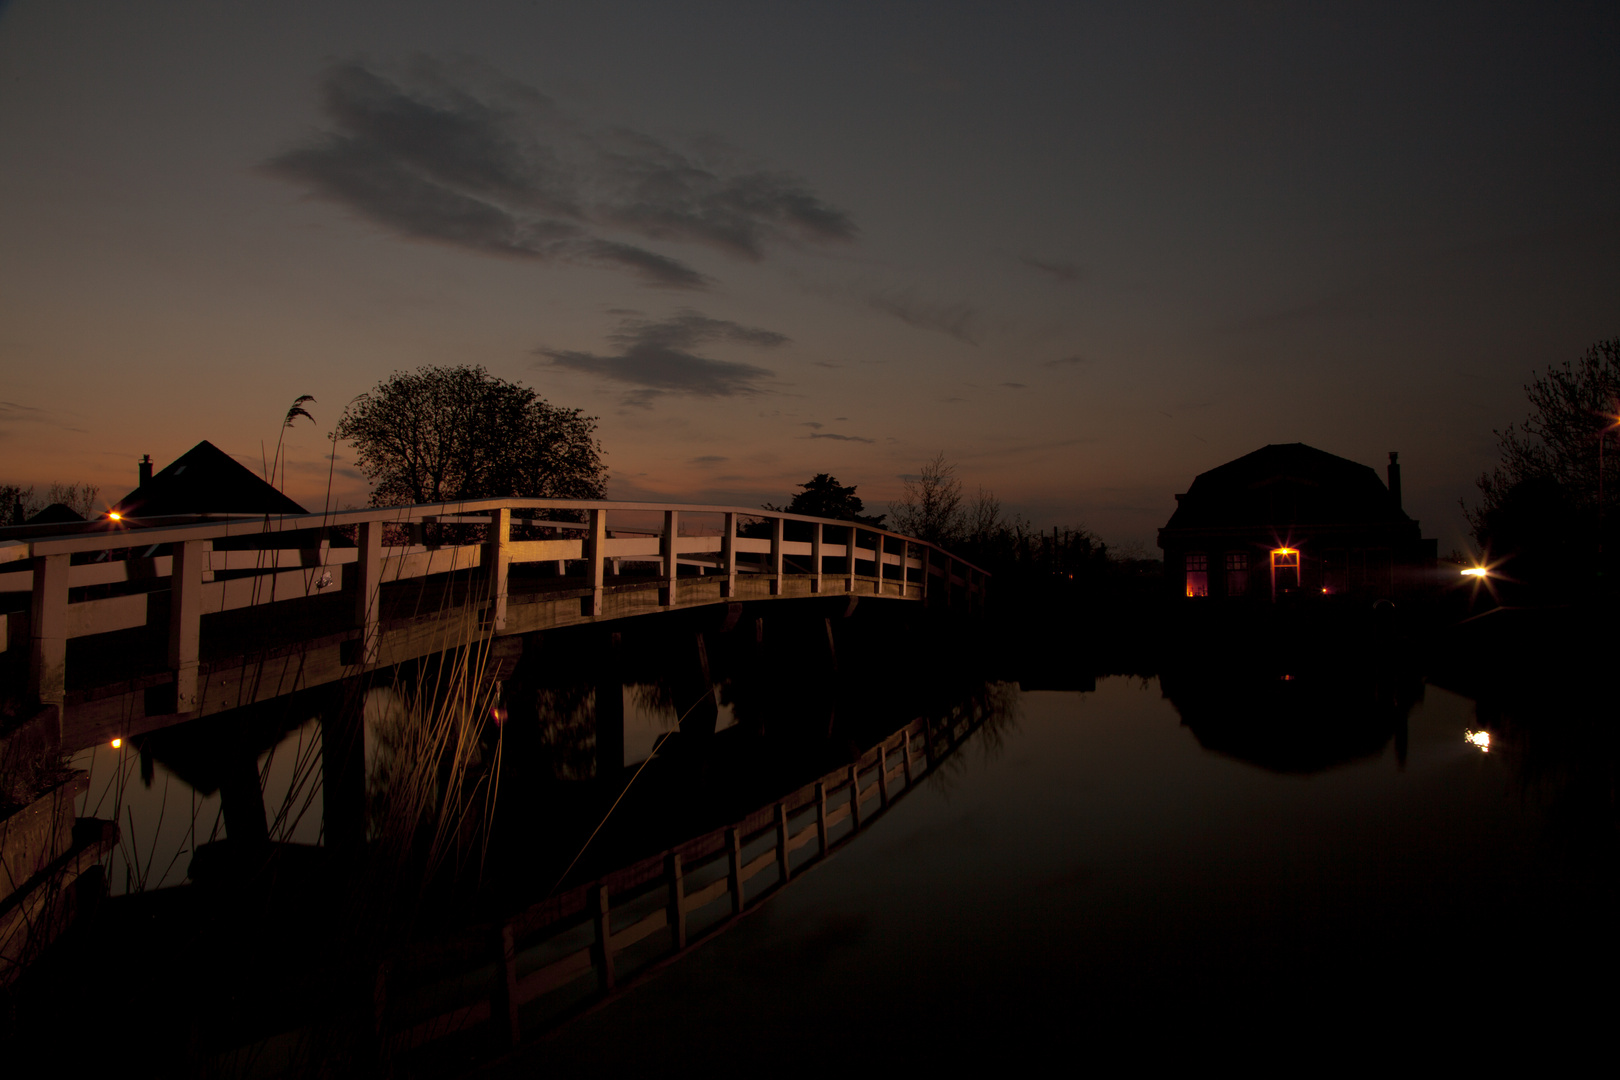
139;454;153;486
1387;452;1402;512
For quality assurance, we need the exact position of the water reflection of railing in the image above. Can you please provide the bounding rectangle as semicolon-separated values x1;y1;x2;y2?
386;708;986;1054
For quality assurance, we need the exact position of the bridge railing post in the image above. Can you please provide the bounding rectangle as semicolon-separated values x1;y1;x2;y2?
661;509;678;606
485;506;510;633
847;764;862;830
353;519;383;668
722;512;737;598
844;526;857;593
775;802;792;883
590;884;614;990
921;546;931;605
28;553;69;707
169;539;208;714
815;781;829;853
587;508;606;616
726;827;744;915
876;534;885;594
770;516;784;596
811;522;824;594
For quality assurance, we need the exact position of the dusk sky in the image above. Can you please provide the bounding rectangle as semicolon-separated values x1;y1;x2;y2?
3;2;1617;552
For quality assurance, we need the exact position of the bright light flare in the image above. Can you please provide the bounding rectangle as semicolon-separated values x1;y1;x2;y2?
107;511;122;521
1465;729;1491;752
110;738;122;749
490;705;509;726
1461;567;1488;578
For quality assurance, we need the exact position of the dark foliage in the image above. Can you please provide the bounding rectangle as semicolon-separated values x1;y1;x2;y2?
763;473;886;526
335;365;607;506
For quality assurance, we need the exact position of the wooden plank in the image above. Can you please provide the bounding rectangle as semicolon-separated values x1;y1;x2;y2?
587;509;606;617
513;946;594;1005
382;544;482;583
683;876;729;912
65;593;148;638
397;999;492;1051
786;824;817;853
822;804;849;830
169;540;206;713
201;564;346;614
608;907;668;952
506;538;584;562
738;848;775;885
666;853;686;949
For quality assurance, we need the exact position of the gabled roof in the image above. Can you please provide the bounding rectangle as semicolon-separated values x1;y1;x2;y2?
1162;443;1408;532
111;440;308;518
25;503;87;526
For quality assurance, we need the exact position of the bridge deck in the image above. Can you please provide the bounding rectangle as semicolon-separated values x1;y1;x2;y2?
0;499;988;753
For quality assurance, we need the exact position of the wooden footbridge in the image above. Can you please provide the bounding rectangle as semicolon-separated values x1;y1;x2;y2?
0;500;988;754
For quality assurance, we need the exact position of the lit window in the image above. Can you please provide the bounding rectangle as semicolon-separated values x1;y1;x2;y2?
1185;552;1209;597
1271;547;1300;597
1225;552;1248;596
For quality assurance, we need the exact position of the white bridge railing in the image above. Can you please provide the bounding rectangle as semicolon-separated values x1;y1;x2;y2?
0;499;989;731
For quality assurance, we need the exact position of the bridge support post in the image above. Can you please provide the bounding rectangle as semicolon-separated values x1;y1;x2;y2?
28;553;68;707
876;534;885;595
484;507;510;633
665;853;687;949
675;632;718;739
722;512;737;598
595;631;624;781
921;547;931;605
320;683;367;855
660;509;679;606
352;519;383;668
169;539;208;714
586;508;606;616
770;516;784;595
811;522;824;594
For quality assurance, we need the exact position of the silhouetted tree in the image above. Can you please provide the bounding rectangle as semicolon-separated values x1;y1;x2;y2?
764;473;886;526
336;365;606;506
1467;338;1620;589
890;452;964;546
2;482;101;525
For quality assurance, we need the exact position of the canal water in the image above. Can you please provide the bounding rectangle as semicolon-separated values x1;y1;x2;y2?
32;611;1617;1071
502;674;1614;1067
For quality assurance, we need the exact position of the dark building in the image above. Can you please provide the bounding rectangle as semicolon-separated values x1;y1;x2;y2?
1157;443;1437;602
111;440;308;519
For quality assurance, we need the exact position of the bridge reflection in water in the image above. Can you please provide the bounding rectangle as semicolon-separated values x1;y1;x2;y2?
22;589;1010;1074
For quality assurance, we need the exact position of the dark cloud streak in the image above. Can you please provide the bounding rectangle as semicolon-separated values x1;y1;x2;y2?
265;59;854;288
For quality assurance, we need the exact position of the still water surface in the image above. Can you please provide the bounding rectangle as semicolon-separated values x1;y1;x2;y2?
510;675;1611;1066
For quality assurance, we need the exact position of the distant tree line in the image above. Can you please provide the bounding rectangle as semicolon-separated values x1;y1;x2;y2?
2;482;101;526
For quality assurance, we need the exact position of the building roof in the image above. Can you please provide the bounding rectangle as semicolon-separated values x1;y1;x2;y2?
1162;443;1409;532
24;503;87;526
111;440;308;518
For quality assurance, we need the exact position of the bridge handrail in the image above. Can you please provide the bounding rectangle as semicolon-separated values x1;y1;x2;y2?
0;497;989;577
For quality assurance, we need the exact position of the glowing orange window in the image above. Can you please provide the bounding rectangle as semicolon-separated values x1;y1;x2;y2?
1185;552;1209;597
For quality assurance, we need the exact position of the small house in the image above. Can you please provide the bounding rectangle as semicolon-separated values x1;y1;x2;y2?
1157;443;1436;602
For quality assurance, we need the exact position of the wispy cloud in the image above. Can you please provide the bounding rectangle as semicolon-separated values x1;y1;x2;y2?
1001;381;1027;389
691;455;728;465
266;58;855;288
1022;255;1083;283
868;290;981;344
539;309;787;407
1043;354;1094;368
808;432;875;443
0;401;87;438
